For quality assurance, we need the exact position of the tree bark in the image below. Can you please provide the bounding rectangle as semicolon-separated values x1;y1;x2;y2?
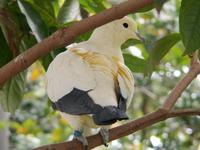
34;108;200;150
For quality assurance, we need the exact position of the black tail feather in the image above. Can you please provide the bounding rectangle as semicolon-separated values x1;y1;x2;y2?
92;106;129;125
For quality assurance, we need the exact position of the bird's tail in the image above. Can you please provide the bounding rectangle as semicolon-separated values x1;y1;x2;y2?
92;106;129;125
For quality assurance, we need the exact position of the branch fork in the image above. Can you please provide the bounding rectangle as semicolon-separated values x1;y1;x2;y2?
34;51;200;150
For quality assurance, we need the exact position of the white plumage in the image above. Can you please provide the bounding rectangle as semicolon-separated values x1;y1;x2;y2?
46;16;138;147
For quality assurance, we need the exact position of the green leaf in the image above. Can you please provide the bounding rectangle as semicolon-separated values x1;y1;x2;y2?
136;0;167;13
42;52;55;70
27;0;57;26
146;33;181;75
0;28;12;67
51;0;61;17
57;0;80;24
18;0;57;69
32;0;55;17
136;4;154;13
179;0;200;54
7;2;31;37
121;39;141;50
17;0;48;42
75;31;92;43
124;53;146;73
150;33;181;64
0;72;25;114
79;0;107;13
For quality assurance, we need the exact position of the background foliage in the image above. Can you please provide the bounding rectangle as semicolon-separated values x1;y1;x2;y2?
0;0;200;149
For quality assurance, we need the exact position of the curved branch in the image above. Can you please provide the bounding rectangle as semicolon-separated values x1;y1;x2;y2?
162;52;200;110
34;108;200;150
0;0;155;87
34;52;200;150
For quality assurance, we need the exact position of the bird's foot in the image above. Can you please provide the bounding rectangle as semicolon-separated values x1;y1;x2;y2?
73;130;88;150
99;128;109;147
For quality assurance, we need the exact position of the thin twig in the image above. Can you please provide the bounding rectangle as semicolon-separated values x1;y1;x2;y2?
168;108;200;117
140;87;157;99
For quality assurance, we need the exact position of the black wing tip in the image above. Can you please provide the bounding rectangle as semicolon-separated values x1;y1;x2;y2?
93;106;129;125
51;88;102;115
51;102;58;110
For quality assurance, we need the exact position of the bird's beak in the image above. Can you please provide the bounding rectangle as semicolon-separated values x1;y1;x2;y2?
132;31;144;42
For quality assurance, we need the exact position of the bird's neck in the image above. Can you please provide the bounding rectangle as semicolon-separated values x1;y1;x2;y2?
86;34;125;62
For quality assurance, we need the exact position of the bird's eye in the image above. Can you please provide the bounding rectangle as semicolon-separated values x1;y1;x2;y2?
123;23;129;28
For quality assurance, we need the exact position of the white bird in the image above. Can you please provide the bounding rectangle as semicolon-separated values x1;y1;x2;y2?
46;16;139;148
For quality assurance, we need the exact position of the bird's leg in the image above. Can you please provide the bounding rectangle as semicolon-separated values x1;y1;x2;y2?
73;130;88;150
99;128;109;147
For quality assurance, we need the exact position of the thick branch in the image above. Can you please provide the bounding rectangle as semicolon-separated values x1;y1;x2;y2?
0;0;155;87
34;108;200;150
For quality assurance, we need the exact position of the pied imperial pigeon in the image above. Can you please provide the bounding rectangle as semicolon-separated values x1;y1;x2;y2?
46;16;139;149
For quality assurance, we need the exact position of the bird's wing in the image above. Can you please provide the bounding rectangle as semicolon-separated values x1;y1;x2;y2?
46;49;96;102
117;62;134;108
46;48;134;124
46;48;110;115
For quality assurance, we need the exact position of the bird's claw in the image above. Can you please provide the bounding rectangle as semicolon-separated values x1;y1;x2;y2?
100;128;109;147
73;130;88;150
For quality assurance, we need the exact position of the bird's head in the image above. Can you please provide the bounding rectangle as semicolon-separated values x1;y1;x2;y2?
112;16;139;42
89;17;140;47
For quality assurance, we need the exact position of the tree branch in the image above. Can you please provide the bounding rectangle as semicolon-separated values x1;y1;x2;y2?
0;0;155;87
162;52;200;110
168;108;200;117
34;108;200;150
34;50;200;149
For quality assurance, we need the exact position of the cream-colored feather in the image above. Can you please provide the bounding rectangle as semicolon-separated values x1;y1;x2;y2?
46;16;138;138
